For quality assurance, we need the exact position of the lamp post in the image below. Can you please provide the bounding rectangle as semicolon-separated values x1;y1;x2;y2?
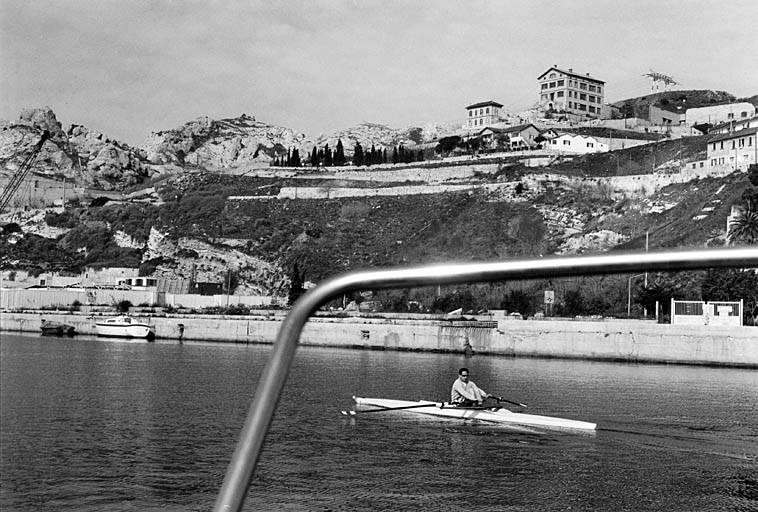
627;273;646;317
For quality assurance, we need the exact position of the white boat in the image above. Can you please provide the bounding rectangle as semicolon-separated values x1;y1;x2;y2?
95;316;156;340
352;397;596;430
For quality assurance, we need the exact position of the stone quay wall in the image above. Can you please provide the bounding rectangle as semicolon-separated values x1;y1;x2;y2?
2;312;756;368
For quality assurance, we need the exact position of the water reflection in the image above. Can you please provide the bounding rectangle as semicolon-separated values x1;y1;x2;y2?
1;334;756;511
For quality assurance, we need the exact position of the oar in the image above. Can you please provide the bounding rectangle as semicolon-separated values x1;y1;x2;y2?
341;402;443;416
494;396;527;408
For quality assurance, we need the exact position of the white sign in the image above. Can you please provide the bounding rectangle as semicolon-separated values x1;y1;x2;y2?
544;290;555;304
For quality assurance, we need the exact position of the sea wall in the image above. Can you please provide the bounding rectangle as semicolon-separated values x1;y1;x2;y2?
2;312;756;368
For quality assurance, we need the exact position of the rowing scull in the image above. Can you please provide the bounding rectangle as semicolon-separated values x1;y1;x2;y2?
353;396;597;430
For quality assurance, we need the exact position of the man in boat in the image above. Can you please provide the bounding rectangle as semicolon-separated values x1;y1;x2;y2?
450;367;492;407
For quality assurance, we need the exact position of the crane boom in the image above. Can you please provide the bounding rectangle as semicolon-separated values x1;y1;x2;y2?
0;130;50;214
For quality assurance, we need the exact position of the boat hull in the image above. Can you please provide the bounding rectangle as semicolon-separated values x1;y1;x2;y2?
41;322;76;337
95;317;156;340
353;397;596;430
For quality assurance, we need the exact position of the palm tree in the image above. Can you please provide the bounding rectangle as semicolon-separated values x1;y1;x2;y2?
727;206;758;245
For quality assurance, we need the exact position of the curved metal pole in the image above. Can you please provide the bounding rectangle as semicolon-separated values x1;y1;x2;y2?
214;247;758;511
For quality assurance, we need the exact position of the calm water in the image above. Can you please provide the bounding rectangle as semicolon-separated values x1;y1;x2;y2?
1;333;757;511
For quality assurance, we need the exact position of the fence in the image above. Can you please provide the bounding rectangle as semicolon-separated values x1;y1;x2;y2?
670;299;742;326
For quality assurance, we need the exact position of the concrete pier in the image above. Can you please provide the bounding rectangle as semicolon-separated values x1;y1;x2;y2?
2;311;756;368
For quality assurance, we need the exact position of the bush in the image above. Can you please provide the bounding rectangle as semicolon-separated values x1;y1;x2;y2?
116;300;132;313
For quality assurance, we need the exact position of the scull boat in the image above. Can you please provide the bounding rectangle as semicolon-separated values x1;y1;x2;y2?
352;396;597;430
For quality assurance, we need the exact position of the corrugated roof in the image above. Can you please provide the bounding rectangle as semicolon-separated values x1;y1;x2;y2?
538;66;605;84
466;100;504;110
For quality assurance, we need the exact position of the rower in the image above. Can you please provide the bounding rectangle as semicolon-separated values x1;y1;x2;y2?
450;367;492;407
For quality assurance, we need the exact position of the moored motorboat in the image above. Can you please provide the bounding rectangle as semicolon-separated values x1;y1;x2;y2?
95;315;156;341
40;320;76;337
352;396;596;430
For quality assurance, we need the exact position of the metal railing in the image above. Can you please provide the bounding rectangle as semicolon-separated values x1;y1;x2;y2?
213;247;758;511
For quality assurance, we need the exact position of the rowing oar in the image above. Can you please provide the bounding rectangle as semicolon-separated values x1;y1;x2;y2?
494;396;527;408
341;403;443;415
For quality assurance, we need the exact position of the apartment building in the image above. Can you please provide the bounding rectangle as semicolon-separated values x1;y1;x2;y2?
465;100;503;129
707;127;758;174
538;66;605;118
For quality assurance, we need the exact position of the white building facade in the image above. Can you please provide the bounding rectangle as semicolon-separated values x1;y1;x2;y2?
547;133;609;154
465;101;503;129
707;127;758;174
538;66;605;119
685;102;756;127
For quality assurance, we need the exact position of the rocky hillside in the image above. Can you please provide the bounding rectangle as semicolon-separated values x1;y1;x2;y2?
1;97;756;306
0;107;154;191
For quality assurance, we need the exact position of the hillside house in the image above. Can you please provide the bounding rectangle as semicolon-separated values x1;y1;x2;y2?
686;102;756;128
707;127;758;174
710;114;758;134
465;101;503;129
538;66;605;119
649;105;686;127
478;124;540;150
546;133;609;154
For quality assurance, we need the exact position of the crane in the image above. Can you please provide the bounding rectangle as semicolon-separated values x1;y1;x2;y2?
0;130;50;214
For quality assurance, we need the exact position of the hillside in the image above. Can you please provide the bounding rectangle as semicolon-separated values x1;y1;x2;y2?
1;98;757;315
612;90;738;120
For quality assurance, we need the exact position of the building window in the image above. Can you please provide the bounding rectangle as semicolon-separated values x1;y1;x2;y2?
700;162;704;168
741;111;748;117
712;143;716;150
486;107;489;114
579;93;587;100
550;73;556;78
563;140;570;145
597;87;602;94
541;83;548;90
587;142;594;148
589;106;596;113
557;91;564;97
578;104;587;111
580;83;587;90
728;113;734;119
589;85;596;92
557;80;564;86
551;140;557;145
749;137;753;146
549;82;556;88
720;141;724;149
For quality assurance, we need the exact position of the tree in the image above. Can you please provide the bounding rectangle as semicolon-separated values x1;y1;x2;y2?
323;144;333;166
727;208;758;245
353;142;364;166
334;139;346;166
287;262;306;306
310;146;319;167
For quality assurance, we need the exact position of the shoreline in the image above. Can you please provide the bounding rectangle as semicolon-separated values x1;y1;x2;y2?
2;310;756;368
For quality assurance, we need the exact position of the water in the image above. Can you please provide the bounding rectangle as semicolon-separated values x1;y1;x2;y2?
1;333;757;511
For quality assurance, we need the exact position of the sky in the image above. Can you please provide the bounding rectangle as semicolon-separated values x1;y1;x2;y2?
1;0;756;147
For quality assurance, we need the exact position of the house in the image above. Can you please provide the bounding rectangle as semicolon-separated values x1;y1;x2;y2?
710;114;758;134
686;102;756;128
465;100;503;129
707;127;758;174
538;66;605;118
477;124;541;151
649;105;686;127
546;133;609;154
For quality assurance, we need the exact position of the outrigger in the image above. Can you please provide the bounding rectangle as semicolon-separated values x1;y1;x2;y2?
348;396;597;430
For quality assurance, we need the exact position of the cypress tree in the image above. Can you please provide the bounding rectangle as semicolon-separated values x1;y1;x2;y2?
335;139;346;166
353;142;364;166
324;144;333;166
311;147;319;167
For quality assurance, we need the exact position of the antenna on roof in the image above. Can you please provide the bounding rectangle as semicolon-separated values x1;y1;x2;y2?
642;70;679;93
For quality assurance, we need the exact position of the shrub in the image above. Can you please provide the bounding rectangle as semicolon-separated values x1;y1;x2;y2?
116;300;132;313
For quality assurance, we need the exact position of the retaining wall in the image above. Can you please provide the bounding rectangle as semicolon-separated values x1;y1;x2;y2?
2;312;756;368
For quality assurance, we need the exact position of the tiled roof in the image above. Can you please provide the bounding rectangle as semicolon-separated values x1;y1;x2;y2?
708;126;758;143
466;100;504;110
538;66;605;84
